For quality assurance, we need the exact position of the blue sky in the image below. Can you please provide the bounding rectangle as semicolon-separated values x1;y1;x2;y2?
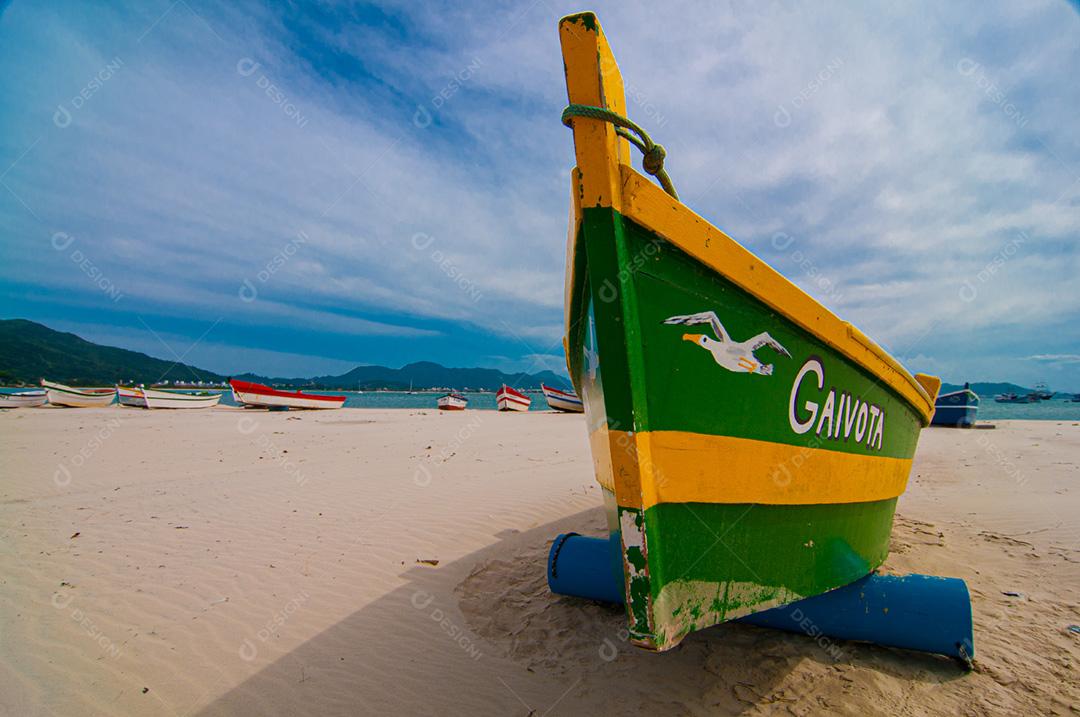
1;1;1078;389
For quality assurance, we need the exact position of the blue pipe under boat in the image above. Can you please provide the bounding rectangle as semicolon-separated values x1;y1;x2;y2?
547;533;974;666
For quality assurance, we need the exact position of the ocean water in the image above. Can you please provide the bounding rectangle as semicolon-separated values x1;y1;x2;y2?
218;390;553;411
2;387;553;411
6;388;1079;418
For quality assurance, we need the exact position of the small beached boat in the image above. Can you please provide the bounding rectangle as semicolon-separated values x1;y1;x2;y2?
143;387;222;409
556;13;940;652
495;384;531;412
116;386;148;408
436;392;468;411
42;380;115;408
931;384;979;427
541;383;584;413
0;390;47;408
230;379;346;410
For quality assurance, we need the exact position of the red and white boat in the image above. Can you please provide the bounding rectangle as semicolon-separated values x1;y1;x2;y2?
495;384;531;412
541;384;584;413
230;379;346;410
437;393;468;411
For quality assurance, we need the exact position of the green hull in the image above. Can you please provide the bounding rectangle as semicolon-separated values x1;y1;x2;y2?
572;207;924;650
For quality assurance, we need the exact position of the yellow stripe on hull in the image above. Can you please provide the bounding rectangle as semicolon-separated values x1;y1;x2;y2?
590;427;912;509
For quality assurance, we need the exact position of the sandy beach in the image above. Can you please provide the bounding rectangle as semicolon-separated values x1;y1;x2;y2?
0;408;1077;716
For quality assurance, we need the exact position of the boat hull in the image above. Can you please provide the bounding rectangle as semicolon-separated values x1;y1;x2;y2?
541;384;584;413
931;389;979;427
42;381;115;408
574;217;927;649
437;394;468;410
143;388;222;409
116;387;148;408
495;386;531;412
558;13;936;652
230;380;345;410
0;391;47;408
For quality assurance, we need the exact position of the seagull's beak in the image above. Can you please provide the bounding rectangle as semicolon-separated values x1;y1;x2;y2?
682;333;704;343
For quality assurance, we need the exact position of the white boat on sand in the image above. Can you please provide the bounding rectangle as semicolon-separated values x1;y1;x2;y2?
143;387;222;409
0;390;48;408
437;393;468;411
42;380;115;408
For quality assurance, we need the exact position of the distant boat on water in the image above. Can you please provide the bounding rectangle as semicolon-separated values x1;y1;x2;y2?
931;383;979;427
541;384;584;413
0;389;47;408
994;392;1036;404
495;384;531;412
42;380;115;407
230;379;346;410
1030;382;1053;401
436;392;468;411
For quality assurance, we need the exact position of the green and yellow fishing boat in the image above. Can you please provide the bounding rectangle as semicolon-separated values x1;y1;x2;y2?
558;13;941;652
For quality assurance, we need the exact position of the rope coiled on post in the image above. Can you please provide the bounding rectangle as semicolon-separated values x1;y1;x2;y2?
561;103;679;200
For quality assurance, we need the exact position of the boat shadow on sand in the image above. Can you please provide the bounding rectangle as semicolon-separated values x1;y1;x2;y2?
196;507;966;716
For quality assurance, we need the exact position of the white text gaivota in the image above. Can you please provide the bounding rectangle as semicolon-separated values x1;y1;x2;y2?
788;358;885;450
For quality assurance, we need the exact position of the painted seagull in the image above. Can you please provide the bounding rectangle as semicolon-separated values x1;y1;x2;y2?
664;311;791;375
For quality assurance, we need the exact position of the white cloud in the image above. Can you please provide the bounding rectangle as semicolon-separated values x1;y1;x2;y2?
0;1;1077;385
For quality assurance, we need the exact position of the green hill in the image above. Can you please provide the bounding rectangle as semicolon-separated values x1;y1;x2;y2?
0;319;570;390
0;319;226;385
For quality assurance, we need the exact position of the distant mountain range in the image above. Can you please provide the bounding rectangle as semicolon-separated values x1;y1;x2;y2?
0;319;571;391
3;319;1067;395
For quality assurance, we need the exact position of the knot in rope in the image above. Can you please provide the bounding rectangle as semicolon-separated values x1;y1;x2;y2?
561;103;679;200
641;143;667;176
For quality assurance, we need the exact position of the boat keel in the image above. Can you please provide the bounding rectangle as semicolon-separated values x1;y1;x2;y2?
547;533;975;667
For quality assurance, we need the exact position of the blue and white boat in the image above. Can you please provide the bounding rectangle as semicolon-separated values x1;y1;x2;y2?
541;384;584;413
932;383;979;427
